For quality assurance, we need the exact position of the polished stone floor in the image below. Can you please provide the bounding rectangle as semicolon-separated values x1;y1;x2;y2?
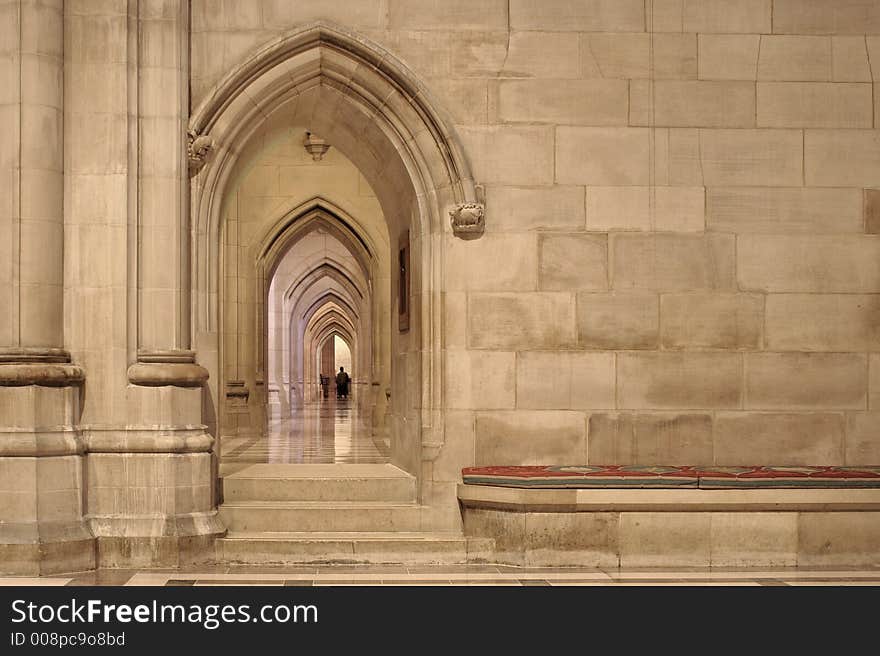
3;566;879;586
222;396;389;465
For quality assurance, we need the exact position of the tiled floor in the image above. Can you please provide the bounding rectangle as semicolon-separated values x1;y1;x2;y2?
222;397;388;465
4;566;879;587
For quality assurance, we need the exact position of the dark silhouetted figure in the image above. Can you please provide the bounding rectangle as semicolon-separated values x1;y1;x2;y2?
335;366;350;399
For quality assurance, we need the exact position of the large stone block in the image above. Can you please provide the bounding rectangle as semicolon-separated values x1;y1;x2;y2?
426;78;487;124
765;294;880;351
502;32;580;78
516;351;615;410
474;411;586;466
699;129;803;186
259;0;384;29
524;512;619;567
661;293;763;350
446;233;537;292
555;127;650;185
805;130;880;186
587;186;704;232
706;187;862;233
757;82;872;128
682;0;770;33
713;412;846;465
580;34;695;79
458;126;554;185
468;293;575;350
619;512;711;567
611;234;736;291
484;185;585;231
509;0;644;31
698;34;760;80
757;36;831;81
497;79;628;125
797;512;880;567
617;352;743;409
846;413;880;465
587;413;714;465
576;292;659;349
737;235;880;292
632;81;756;128
445;350;516;410
710;513;798;567
653;128;704;185
387;0;508;30
833;36;872;81
745;353;867;410
538;233;607;291
774;0;880;35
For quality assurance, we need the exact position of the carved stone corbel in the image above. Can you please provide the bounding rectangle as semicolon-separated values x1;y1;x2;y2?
187;129;214;177
449;202;485;238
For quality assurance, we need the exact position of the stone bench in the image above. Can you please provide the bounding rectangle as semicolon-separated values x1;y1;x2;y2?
458;465;880;568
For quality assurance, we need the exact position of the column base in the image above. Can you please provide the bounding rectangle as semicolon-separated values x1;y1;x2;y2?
0;521;95;576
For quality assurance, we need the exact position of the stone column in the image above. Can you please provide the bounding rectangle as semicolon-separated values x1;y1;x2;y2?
70;0;221;568
0;0;93;575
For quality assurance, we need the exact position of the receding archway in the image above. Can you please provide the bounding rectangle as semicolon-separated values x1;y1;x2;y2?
190;21;479;482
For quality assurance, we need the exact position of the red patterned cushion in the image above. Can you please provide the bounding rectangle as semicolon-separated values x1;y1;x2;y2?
461;465;880;489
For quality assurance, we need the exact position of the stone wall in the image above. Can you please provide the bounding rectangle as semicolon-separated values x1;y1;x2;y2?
189;0;880;531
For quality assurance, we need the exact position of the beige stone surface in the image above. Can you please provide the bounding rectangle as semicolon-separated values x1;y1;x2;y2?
619;512;711;567
660;293;763;350
738;235;880;292
698;34;760;80
458;126;555;185
474;411;586;466
699;129;803;186
682;0;770;33
745;353;867;410
502;32;579;78
797;512;880;567
497;79;628;125
524;512;619;567
446;233;538;292
538;233;607;291
468;293;576;350
576;292;659;349
710;513;798;567
765;294;880;351
445;350;515;410
617;352;743;409
805;130;880;186
707;187;862;233
774;0;880;35
587;186;704;232
757;83;873;128
509;0;645;31
611;234;736;291
758;36;832;81
714;412;846;465
556;127;650;185
632;80;756;128
845;413;880;465
387;0;508;30
516;351;615;410
485;185;585;232
588;413;714;465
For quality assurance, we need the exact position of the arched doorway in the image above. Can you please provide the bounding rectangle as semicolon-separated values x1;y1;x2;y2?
190;22;479;489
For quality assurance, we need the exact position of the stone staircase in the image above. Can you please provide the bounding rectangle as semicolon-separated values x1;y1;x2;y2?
216;464;474;565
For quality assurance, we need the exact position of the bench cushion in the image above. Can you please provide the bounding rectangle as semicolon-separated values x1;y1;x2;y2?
462;465;880;489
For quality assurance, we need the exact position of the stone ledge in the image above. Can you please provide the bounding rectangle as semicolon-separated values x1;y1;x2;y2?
458;484;880;512
127;362;209;387
0;363;84;387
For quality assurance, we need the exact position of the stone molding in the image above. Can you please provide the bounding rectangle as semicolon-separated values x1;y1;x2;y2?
83;428;213;454
303;131;330;161
0;363;85;387
128;351;209;387
0;429;83;457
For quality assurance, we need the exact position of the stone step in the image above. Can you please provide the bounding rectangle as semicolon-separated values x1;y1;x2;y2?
217;531;470;565
218;501;424;533
221;463;416;503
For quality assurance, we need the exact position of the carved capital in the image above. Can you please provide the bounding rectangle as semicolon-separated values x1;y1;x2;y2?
187;129;214;177
449;202;484;238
